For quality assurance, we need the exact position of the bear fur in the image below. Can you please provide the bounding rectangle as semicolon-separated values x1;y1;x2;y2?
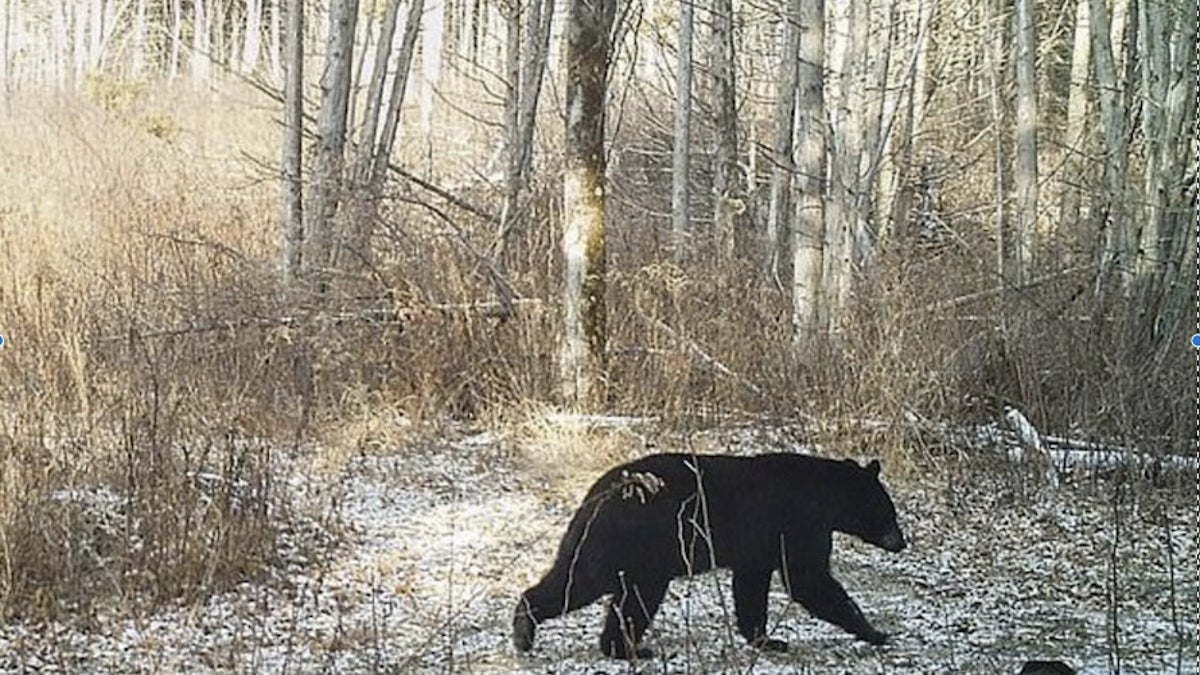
513;452;906;659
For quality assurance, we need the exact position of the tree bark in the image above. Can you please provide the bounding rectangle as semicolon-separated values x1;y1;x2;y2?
561;0;616;410
670;0;694;260
710;0;739;261
1013;0;1038;285
281;0;305;286
169;0;183;80
243;0;264;74
792;0;825;338
766;0;801;284
1059;0;1090;251
304;0;359;287
988;0;1013;290
269;0;283;82
1087;0;1129;296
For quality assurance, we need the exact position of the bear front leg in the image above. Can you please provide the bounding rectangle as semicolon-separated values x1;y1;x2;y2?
789;571;888;645
732;569;787;652
599;576;668;660
514;568;606;652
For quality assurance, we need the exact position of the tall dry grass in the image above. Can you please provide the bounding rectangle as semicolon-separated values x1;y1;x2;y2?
0;72;1190;623
0;86;296;619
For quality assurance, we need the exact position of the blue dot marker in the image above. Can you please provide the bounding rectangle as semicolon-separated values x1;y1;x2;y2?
0;335;5;347
1192;334;1200;348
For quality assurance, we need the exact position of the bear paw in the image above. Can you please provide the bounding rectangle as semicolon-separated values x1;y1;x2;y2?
752;637;789;653
513;612;536;652
861;629;889;646
601;637;654;660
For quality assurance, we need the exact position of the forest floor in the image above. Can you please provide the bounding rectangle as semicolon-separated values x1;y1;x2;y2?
1;423;1196;674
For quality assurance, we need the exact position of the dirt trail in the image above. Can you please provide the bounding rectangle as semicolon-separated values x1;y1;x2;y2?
1;429;1195;674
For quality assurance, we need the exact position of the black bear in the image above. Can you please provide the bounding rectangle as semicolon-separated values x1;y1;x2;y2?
513;452;906;659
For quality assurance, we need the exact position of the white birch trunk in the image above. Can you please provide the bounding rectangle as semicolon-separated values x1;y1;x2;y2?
304;0;359;284
243;0;264;74
169;0;183;80
269;0;283;82
1087;0;1129;288
670;0;694;260
191;0;210;85
561;0;615;410
711;0;739;261
420;0;446;152
1013;0;1038;285
792;0;825;338
766;0;801;283
1059;0;1090;247
281;0;305;286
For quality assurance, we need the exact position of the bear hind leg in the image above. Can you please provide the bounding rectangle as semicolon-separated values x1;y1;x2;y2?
732;568;787;652
599;576;668;660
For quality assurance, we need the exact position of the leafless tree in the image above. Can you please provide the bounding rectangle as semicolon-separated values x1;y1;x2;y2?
791;0;825;338
766;0;801;285
303;0;359;287
670;0;694;261
561;0;617;409
1012;0;1038;285
710;0;739;261
280;0;305;287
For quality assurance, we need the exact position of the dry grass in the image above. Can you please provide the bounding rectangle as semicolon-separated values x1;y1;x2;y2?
0;71;1190;628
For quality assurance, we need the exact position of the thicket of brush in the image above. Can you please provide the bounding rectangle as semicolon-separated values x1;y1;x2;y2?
0;81;1191;623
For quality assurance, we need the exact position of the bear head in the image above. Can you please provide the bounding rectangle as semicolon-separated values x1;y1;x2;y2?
840;459;906;553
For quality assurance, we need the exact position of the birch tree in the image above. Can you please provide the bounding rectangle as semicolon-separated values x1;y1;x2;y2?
561;0;617;409
792;0;825;338
281;0;304;285
670;0;694;260
710;0;739;260
495;0;555;267
342;0;425;269
303;0;359;286
766;0;801;284
1012;0;1038;285
242;0;264;74
1087;0;1128;293
1058;0;1090;244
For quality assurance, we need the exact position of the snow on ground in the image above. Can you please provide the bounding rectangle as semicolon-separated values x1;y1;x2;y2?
0;425;1195;674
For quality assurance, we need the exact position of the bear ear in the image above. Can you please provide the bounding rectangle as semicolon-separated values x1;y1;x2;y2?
866;459;881;476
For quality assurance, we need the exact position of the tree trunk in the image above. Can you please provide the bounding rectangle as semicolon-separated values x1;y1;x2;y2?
1087;0;1129;298
1058;0;1090;251
0;0;9;108
792;0;825;338
887;0;935;242
1013;0;1038;285
281;0;305;286
368;0;424;185
766;0;801;284
242;0;263;74
824;0;865;318
494;0;554;266
710;0;739;261
419;0;448;167
670;0;694;260
496;0;522;267
191;0;210;85
169;0;183;80
988;0;1012;289
269;0;283;82
304;0;359;287
560;0;616;410
341;0;424;269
